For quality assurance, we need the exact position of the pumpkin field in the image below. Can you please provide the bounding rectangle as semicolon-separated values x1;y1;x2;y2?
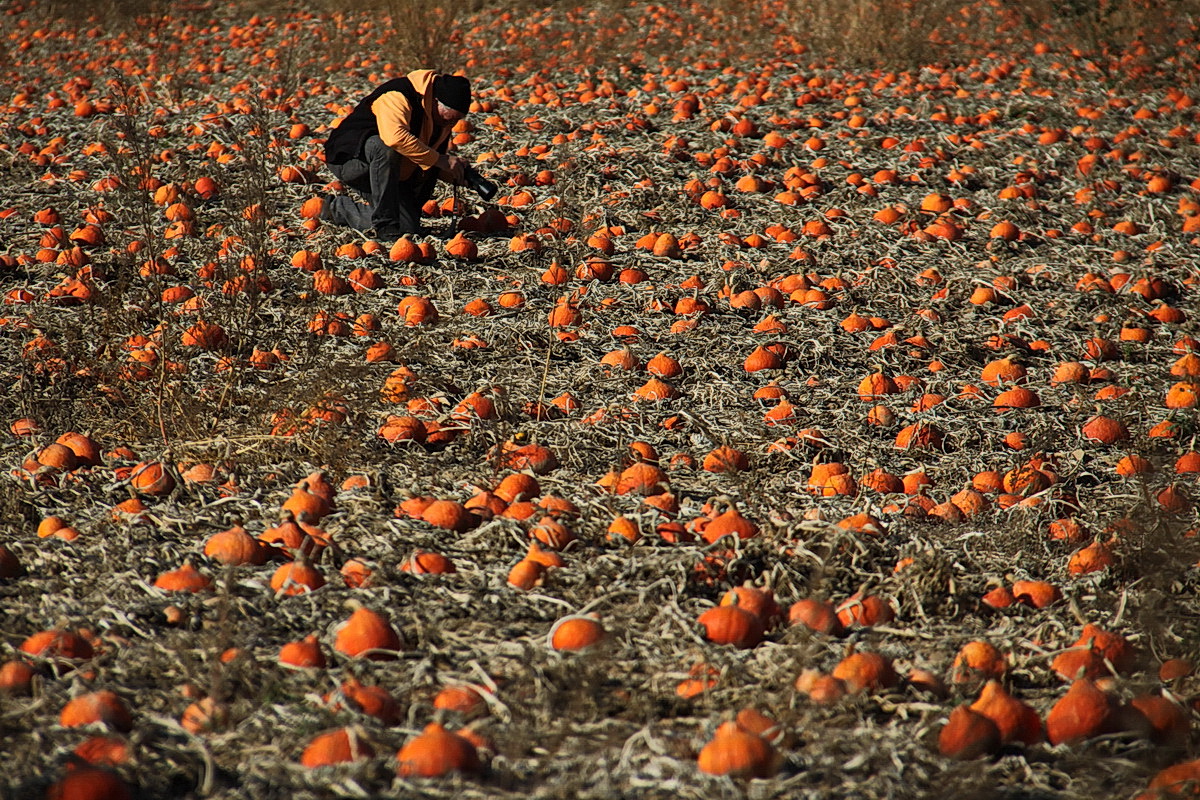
4;0;1200;796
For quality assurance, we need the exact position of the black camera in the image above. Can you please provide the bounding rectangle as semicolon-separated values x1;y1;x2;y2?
462;164;497;201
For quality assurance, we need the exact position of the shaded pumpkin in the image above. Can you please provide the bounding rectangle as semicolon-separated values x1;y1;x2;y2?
19;629;94;665
0;660;36;695
45;766;133;800
1136;760;1200;800
336;679;400;724
433;684;489;718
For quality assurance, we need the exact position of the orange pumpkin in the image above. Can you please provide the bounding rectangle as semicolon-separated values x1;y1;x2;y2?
203;525;266;566
696;720;779;778
969;680;1042;745
300;727;374;767
832;651;898;692
153;563;212;593
787;598;845;636
697;605;763;649
420;499;478;532
279;634;326;669
938;705;1001;759
270;560;326;595
699;507;758;544
396;723;481;777
334;607;402;660
507;559;545;590
61;690;133;732
949;640;1007;684
1046;679;1113;745
719;584;781;629
549;615;606;651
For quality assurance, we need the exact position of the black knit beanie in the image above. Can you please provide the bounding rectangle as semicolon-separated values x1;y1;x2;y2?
435;75;471;114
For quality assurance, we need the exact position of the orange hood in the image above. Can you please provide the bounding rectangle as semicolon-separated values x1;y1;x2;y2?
407;69;439;117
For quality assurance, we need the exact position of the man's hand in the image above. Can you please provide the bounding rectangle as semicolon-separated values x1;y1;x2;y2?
438;153;467;184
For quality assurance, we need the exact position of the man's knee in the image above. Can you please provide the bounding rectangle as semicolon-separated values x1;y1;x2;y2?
364;136;401;167
331;153;374;190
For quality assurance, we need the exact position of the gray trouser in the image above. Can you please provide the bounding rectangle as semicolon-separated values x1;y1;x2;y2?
326;135;437;234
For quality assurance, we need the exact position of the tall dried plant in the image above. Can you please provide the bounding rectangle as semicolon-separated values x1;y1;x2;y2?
787;0;966;69
1022;0;1200;65
788;0;1200;72
383;0;481;71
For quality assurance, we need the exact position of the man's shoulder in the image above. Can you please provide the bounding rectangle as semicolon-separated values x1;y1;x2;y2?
371;77;422;103
373;87;412;112
378;76;413;89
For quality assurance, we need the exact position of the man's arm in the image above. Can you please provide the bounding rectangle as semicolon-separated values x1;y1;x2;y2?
372;92;440;170
373;92;466;183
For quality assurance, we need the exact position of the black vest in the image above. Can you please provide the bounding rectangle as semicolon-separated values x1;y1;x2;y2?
324;77;447;166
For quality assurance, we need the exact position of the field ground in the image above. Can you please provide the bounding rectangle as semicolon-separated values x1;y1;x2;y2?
2;0;1200;797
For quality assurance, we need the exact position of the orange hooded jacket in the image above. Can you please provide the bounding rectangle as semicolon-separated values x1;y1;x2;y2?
324;69;453;180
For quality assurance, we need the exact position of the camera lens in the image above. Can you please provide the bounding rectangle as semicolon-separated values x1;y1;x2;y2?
465;167;497;201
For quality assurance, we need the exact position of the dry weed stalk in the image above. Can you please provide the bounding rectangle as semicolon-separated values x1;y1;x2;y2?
787;0;967;68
